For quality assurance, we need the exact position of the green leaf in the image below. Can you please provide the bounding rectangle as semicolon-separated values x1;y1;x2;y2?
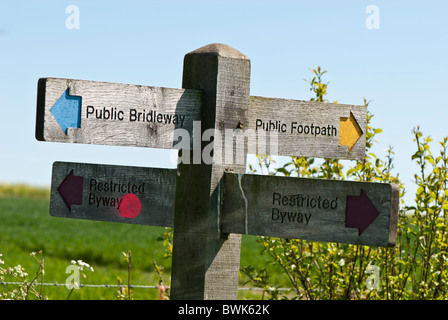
417;186;425;195
276;168;290;176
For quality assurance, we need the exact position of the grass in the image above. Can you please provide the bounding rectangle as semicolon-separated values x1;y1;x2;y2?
0;185;289;300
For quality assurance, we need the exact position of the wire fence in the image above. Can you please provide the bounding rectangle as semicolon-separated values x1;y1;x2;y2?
0;281;291;292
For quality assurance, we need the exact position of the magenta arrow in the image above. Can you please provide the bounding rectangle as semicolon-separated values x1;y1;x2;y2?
57;169;84;211
345;189;379;235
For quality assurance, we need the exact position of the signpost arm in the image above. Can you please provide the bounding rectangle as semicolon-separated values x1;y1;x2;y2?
170;43;251;299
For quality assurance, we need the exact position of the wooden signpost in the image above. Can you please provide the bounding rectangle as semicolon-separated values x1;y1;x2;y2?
50;161;176;228
222;173;399;247
35;78;202;149
36;77;365;160
37;43;399;300
49;163;398;248
249;96;366;159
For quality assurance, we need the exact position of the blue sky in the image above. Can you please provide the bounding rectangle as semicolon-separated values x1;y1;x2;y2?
0;1;447;206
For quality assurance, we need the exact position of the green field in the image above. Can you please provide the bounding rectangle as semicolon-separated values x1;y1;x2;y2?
0;186;289;300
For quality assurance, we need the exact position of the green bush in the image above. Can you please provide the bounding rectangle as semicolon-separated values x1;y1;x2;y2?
241;67;448;300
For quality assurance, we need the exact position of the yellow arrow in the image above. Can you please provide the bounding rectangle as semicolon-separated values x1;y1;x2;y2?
339;112;363;152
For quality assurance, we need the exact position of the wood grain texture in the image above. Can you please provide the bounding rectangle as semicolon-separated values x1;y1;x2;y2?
222;173;399;247
35;78;366;160
170;43;251;300
248;96;366;160
50;161;176;227
36;78;202;149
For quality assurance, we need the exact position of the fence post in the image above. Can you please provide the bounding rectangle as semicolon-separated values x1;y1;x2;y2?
170;43;251;299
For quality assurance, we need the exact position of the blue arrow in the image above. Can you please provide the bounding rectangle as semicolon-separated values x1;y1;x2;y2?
50;89;82;134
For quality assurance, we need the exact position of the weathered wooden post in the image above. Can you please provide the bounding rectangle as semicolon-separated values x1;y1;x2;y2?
170;44;251;300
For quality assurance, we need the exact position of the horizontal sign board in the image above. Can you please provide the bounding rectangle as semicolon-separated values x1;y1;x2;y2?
36;78;366;161
248;96;366;160
50;161;176;227
36;78;202;149
221;173;399;247
50;162;398;247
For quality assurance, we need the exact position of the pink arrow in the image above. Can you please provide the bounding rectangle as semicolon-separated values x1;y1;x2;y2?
345;189;379;235
57;169;84;211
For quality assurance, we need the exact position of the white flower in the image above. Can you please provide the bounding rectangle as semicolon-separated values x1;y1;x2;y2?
70;259;94;272
13;265;28;277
